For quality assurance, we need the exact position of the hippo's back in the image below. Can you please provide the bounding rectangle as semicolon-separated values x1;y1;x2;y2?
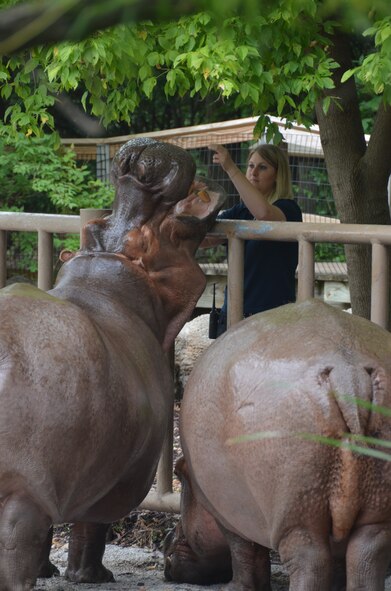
181;300;391;549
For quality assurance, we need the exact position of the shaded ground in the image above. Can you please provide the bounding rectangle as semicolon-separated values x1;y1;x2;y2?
36;543;290;591
36;540;391;591
36;515;391;591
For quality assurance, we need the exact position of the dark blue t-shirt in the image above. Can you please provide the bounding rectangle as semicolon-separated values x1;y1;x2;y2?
218;199;302;316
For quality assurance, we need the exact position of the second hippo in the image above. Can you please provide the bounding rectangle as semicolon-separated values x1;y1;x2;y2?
174;299;391;591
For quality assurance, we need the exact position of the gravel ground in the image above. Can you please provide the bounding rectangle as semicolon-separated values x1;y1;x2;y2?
33;542;391;591
35;543;291;591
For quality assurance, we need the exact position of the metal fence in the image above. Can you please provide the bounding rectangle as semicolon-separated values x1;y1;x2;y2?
5;117;352;283
87;123;334;218
1;209;390;512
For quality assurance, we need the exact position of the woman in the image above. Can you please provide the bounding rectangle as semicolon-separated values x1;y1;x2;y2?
207;142;302;336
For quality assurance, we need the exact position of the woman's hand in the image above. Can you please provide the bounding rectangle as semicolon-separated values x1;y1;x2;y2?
208;144;286;222
208;144;237;177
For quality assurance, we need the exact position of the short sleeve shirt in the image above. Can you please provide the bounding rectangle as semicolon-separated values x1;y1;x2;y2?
218;199;302;316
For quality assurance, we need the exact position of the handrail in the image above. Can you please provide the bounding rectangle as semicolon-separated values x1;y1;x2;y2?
0;211;80;233
0;212;79;290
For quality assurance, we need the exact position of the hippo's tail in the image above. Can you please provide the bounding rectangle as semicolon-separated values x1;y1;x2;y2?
323;362;386;435
324;363;387;541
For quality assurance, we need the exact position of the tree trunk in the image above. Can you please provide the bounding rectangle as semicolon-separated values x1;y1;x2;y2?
315;32;391;324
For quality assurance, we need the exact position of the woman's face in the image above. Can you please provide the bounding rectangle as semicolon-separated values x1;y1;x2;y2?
246;152;277;197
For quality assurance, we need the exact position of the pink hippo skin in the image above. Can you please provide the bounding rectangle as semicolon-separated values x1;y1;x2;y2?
164;456;234;585
163;456;272;587
0;137;225;590
180;299;391;591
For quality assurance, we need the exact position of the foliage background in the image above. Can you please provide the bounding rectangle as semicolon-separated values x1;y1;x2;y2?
0;0;390;318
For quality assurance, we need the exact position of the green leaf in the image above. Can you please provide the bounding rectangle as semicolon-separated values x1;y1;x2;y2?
321;77;335;89
24;58;39;74
139;64;151;82
240;82;249;99
189;54;204;70
322;95;331;114
46;63;62;82
142;76;157;98
81;91;88;111
147;52;162;67
277;96;285;115
341;69;354;83
1;85;11;100
237;46;249;61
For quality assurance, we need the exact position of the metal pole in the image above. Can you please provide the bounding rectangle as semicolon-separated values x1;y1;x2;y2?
297;239;315;302
37;230;53;291
156;411;174;496
156;346;175;497
0;230;6;288
371;242;389;328
227;235;244;328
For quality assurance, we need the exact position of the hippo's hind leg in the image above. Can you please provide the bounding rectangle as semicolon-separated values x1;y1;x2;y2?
345;522;391;591
278;528;332;591
0;493;51;591
65;522;114;583
37;526;60;578
219;525;271;591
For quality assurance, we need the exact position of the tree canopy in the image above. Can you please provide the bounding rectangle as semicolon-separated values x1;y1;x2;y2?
0;0;389;138
1;0;391;321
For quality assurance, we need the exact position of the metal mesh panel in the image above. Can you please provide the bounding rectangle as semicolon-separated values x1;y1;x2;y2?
5;120;347;283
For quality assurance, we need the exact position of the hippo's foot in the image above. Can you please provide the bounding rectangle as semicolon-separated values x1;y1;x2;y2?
65;563;114;584
37;560;60;579
37;527;60;578
66;521;114;583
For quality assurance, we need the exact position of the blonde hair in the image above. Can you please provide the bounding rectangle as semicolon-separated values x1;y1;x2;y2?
248;144;293;204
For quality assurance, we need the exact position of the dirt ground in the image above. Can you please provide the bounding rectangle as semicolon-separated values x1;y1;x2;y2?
33;541;391;591
35;543;291;591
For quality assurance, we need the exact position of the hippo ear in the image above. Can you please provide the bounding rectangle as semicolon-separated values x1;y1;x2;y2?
59;250;76;263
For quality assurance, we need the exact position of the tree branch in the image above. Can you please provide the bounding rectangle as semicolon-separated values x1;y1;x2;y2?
52;92;106;137
0;0;205;54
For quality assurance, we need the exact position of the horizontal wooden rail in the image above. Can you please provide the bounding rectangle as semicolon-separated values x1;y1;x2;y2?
0;211;80;233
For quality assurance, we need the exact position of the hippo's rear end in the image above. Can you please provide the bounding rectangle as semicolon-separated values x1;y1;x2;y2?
180;299;391;590
0;286;108;589
0;283;164;590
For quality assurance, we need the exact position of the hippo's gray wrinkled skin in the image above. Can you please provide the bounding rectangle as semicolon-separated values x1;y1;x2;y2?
0;138;225;590
180;300;391;591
